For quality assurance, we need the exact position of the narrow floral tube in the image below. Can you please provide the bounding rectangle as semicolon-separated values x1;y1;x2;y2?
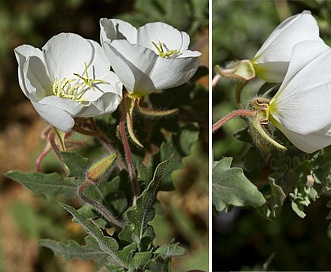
251;10;322;83
14;33;123;132
100;19;201;97
268;40;331;153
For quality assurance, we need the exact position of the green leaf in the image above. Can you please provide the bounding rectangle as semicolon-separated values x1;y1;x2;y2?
117;243;137;266
291;201;306;219
155;240;186;258
132;251;153;268
258;176;286;219
62;152;89;179
5;171;79;199
60;203;127;268
135;154;155;186
103;264;126;272
176;123;200;155
212;157;266;212
160;123;199;190
123;160;168;248
39;236;110;264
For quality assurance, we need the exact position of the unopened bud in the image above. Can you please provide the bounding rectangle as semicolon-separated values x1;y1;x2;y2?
87;153;117;182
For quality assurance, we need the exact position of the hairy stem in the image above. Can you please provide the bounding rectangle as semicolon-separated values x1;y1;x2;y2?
212;109;256;132
119;108;139;206
212;73;222;90
77;179;126;229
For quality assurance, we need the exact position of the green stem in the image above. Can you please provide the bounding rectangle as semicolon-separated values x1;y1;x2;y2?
49;128;69;175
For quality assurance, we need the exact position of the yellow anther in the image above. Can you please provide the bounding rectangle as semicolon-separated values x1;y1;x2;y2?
51;62;107;104
152;41;180;58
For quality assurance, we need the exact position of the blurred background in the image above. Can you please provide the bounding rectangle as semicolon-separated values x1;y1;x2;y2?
213;0;331;271
0;0;208;271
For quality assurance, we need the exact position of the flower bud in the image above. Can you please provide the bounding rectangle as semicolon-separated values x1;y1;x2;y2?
87;153;117;182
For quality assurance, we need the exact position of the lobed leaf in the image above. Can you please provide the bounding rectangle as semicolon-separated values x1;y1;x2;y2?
212;157;266;213
155;240;186;258
5;171;79;199
124;160;169;247
39;236;110;264
60;203;127;268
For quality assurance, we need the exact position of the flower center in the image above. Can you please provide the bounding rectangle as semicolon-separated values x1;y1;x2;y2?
51;63;106;104
152;41;180;58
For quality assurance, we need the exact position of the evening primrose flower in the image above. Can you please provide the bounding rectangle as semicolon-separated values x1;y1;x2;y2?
252;10;321;83
100;19;201;97
14;33;122;132
268;40;331;153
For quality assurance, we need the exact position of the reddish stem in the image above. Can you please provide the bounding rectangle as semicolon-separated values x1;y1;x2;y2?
78;179;125;229
119;109;139;205
35;142;52;172
212;109;255;132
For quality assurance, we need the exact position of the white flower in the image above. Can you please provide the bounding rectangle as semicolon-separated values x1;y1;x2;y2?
14;33;122;132
252;10;321;83
99;19;201;97
268;40;331;153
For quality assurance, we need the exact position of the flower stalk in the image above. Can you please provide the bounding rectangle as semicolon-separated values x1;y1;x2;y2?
212;109;256;132
120;95;140;205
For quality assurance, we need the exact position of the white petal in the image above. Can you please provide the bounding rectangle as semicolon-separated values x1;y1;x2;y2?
276;125;331;153
253;61;288;83
150;54;200;90
178;50;202;58
103;40;200;95
80;92;122;117
85;39;111;76
14;45;48;100
81;71;122;116
270;41;331;135
24;55;52;100
137;22;190;53
37;96;84;116
43;33;94;80
254;10;320;63
278;40;329;86
32;101;75;132
103;40;158;94
100;18;137;44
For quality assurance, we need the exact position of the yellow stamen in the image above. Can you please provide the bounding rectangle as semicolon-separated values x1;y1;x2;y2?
152;41;180;58
73;62;107;91
51;62;107;104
